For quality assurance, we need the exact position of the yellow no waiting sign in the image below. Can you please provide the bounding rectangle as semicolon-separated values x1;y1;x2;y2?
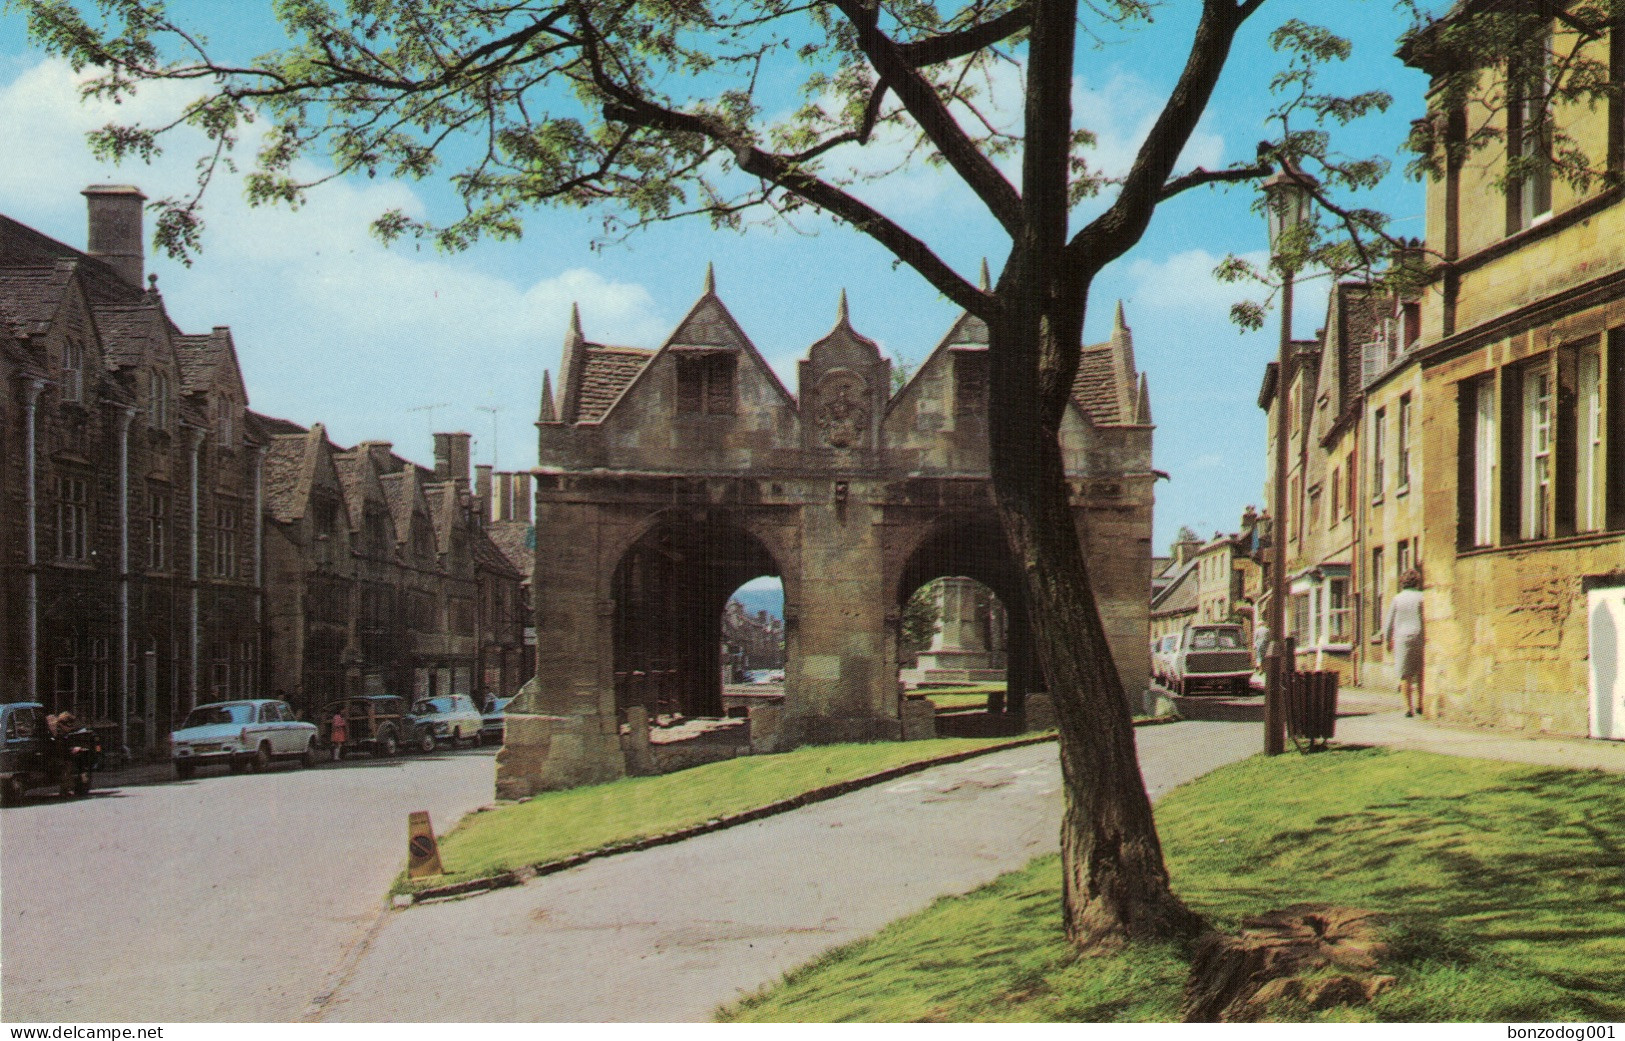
407;810;445;878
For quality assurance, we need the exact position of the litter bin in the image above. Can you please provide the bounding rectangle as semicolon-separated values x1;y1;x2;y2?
1284;671;1338;751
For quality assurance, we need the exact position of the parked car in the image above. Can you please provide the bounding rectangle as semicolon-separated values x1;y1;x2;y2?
1166;624;1254;697
412;695;484;749
170;699;319;779
325;695;430;757
1151;634;1179;687
1;702;50;804
480;696;514;745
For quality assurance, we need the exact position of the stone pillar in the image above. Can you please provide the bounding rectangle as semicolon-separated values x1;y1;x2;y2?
496;501;625;797
785;491;898;743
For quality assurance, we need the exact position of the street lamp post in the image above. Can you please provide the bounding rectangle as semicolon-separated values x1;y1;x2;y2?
1262;164;1316;756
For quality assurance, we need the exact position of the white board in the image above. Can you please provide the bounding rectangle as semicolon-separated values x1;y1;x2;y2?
1588;587;1625;741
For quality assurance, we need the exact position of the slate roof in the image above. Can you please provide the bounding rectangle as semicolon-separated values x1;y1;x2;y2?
471;527;524;579
93;302;169;370
0;266;72;337
487;521;535;585
1072;344;1127;425
264;433;313;524
576;344;656;422
1150;559;1199;618
333;453;387;537
175;332;224;393
0;215;143;305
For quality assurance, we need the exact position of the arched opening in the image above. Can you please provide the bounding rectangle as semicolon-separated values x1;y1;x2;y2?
895;516;1038;730
612;516;781;720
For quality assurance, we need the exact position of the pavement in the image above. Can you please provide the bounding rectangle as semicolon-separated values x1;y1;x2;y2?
314;718;1266;1022
1333;684;1625;774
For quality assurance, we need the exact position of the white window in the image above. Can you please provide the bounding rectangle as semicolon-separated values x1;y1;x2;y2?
1371;408;1387;502
1397;393;1413;492
1326;578;1351;644
1474;378;1497;547
147;487;168;571
61;339;84;403
1578;347;1603;533
1522;365;1553;541
1515;31;1554;230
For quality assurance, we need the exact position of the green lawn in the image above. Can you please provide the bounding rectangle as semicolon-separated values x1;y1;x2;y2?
398;736;1020;895
913;682;1005;711
721;747;1625;1023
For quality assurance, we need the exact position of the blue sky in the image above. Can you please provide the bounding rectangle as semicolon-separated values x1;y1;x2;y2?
0;2;1432;550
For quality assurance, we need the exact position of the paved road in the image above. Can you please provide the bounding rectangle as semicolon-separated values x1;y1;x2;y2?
318;719;1265;1023
0;748;496;1021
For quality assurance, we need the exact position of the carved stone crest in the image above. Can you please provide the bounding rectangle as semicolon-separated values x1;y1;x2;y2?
815;369;869;448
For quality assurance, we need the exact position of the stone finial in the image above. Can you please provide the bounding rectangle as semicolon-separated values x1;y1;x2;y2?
1136;371;1152;425
979;257;991;291
703;262;716;296
836;288;850;326
539;370;557;423
567;302;583;346
1114;299;1128;333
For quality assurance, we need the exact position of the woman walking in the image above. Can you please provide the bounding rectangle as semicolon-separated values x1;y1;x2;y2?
1384;569;1426;717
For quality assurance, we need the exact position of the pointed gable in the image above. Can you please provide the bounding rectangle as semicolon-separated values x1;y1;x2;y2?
1070;302;1147;427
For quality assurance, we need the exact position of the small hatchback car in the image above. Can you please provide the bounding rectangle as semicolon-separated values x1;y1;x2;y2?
170;699;318;779
412;694;484;750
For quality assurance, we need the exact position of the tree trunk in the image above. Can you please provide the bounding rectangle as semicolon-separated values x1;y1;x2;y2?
988;292;1204;948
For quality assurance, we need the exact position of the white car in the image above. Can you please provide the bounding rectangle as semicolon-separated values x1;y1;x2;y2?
412;695;485;749
170;699;319;779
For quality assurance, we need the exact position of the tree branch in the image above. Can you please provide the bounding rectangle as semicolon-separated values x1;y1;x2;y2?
823;0;1024;236
897;6;1033;67
1070;0;1263;273
1158;161;1271;201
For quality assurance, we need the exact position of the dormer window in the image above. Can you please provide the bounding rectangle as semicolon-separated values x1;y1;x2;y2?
61;338;85;403
215;397;236;448
954;350;989;421
675;351;736;415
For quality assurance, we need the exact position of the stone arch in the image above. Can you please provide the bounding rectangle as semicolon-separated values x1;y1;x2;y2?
610;511;783;719
892;513;1039;715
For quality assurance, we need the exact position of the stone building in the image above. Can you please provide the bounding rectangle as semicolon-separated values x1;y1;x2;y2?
1;187;530;752
478;466;537;695
1398;3;1625;736
0;187;264;754
1149;523;1259;650
1258;281;1419;684
498;276;1156;795
258;421;527;718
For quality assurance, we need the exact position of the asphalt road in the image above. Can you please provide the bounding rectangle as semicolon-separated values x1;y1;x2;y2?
0;746;496;1022
318;718;1264;1023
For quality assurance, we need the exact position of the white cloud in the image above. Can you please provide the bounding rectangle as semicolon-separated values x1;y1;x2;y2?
0;57;668;467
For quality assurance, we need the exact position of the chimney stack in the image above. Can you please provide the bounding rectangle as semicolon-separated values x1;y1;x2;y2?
82;185;146;288
476;464;493;521
434;431;472;490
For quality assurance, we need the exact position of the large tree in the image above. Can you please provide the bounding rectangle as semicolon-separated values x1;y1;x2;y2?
15;0;1420;945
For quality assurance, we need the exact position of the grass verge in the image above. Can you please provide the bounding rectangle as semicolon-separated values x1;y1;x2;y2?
720;747;1625;1023
395;736;1022;896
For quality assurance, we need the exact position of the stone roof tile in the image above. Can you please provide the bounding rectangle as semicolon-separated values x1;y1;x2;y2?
576;344;656;422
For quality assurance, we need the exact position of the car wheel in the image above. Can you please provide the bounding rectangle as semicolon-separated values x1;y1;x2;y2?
419;731;437;754
379;731;400;758
2;776;26;805
175;761;195;781
301;740;317;769
251;743;273;773
228;756;246;774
